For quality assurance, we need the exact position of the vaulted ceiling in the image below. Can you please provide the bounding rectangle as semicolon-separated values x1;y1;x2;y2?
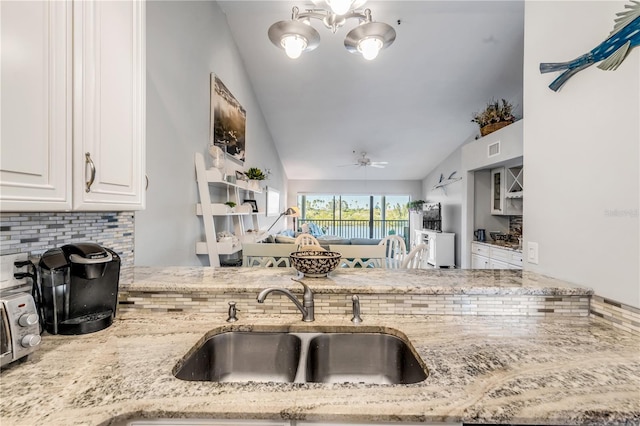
219;1;524;181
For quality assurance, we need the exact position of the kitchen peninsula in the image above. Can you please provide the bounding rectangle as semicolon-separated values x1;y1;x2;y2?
0;267;638;426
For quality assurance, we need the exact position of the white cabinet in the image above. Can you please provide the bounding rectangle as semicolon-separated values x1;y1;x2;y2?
0;0;145;212
72;0;146;210
490;166;523;216
415;230;455;268
471;242;522;270
194;153;265;267
0;1;72;211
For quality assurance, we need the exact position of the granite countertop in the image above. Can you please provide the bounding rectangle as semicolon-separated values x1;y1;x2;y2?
1;312;639;426
124;267;591;296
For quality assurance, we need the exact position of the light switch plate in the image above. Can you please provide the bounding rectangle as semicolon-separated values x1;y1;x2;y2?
527;242;539;264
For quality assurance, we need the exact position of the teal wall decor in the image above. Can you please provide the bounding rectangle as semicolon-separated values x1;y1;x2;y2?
540;1;640;92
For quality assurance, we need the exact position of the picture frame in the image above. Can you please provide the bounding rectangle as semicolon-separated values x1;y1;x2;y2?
266;187;280;217
210;73;246;164
244;199;258;213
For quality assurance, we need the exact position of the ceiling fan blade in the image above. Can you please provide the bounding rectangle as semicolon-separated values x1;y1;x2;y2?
337;163;359;167
371;161;388;165
370;164;386;168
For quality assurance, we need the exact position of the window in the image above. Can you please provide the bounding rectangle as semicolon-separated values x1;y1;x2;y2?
297;194;410;239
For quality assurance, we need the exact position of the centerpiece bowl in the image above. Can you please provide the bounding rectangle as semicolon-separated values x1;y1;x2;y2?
290;250;341;278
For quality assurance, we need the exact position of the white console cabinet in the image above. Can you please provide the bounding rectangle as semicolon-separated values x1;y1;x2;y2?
0;0;146;212
414;230;455;268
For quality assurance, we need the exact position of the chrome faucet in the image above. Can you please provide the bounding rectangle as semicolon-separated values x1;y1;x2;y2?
257;278;315;322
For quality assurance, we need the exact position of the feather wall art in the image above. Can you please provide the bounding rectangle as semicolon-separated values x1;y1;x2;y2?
540;1;640;92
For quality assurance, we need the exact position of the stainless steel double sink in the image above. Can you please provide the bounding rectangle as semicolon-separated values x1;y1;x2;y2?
173;330;428;385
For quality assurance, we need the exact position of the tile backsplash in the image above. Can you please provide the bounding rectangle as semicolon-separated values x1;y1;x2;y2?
0;212;134;283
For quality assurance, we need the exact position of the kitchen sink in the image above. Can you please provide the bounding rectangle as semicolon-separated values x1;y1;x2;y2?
174;332;302;382
173;330;428;385
305;333;427;384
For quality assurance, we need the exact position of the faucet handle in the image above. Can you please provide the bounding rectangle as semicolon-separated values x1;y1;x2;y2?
351;294;363;324
227;301;239;323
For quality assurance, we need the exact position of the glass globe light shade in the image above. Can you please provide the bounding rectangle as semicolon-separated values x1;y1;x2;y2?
281;34;307;59
357;36;383;60
327;0;354;15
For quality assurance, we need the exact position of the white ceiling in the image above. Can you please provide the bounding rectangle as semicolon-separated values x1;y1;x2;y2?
219;1;524;181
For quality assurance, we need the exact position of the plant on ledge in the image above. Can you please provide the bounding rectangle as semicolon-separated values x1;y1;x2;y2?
408;200;426;212
245;167;266;181
224;201;236;208
471;98;516;136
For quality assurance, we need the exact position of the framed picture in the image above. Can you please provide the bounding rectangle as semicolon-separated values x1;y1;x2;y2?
266;187;280;217
244;199;258;213
210;73;246;164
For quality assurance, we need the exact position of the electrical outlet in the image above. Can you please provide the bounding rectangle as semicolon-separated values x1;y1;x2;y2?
0;253;30;291
527;242;539;265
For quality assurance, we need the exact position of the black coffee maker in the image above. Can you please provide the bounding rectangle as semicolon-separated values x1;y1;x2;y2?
39;243;120;335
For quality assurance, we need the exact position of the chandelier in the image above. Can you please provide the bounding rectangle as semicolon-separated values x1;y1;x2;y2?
267;0;396;61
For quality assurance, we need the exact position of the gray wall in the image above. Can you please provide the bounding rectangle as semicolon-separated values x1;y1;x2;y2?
135;1;287;266
523;1;639;307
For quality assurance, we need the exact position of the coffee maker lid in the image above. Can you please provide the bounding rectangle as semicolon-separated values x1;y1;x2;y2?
63;243;113;265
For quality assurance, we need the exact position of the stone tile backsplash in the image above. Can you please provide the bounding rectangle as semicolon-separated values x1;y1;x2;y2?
0;212;134;284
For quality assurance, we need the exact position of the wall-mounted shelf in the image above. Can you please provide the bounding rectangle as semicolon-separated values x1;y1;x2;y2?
194;152;262;266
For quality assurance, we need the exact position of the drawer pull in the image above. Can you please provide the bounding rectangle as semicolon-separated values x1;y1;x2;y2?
85;152;96;193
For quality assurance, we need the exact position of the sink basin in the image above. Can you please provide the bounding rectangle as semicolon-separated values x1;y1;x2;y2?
174;332;301;382
305;333;427;384
174;330;428;385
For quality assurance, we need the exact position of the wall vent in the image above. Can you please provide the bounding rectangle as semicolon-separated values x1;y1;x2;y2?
488;141;501;158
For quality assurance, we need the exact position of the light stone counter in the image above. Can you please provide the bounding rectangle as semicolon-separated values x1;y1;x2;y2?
0;312;639;426
124;267;592;296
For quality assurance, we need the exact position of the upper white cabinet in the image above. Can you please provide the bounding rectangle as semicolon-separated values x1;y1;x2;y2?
72;0;145;210
490;165;523;216
0;0;145;212
0;1;73;211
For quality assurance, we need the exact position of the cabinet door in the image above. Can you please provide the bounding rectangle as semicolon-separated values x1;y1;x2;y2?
471;254;489;269
72;0;145;211
426;235;436;264
0;1;72;211
490;167;504;215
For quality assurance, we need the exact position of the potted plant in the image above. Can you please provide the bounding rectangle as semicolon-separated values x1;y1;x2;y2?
245;167;266;191
471;98;516;137
224;201;236;213
407;200;426;212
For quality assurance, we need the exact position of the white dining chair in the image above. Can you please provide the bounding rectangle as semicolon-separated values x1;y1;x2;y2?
294;233;320;248
379;235;407;269
401;243;428;269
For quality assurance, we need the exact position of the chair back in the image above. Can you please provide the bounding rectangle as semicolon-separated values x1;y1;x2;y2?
379;235;407;268
329;245;386;269
294;233;320;249
401;243;428;269
242;243;295;267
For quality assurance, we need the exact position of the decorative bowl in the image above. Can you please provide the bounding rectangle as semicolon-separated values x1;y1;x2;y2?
290;250;341;278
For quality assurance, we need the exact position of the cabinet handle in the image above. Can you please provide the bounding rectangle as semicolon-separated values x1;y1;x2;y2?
85;152;96;193
145;174;149;190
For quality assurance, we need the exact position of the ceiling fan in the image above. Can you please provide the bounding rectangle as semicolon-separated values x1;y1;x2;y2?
339;152;388;168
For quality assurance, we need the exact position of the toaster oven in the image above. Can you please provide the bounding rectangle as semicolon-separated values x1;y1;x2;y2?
0;292;41;367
